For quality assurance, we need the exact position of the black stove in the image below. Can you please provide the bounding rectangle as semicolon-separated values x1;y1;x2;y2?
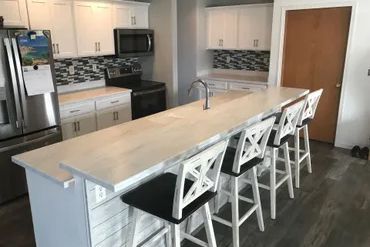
105;64;167;120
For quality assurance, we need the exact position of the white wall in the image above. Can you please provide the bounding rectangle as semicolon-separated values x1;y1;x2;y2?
268;0;370;148
141;0;178;107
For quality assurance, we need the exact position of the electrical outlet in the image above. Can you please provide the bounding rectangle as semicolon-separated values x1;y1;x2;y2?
92;64;98;72
95;185;106;203
68;66;75;75
226;55;231;63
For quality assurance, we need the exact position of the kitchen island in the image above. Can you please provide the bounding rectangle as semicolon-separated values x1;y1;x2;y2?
12;87;308;247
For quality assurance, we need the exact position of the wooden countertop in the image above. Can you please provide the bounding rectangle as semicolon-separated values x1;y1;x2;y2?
12;87;308;190
58;86;131;106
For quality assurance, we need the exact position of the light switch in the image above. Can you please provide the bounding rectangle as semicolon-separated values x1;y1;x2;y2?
92;64;98;72
68;66;75;75
226;55;231;63
95;185;106;203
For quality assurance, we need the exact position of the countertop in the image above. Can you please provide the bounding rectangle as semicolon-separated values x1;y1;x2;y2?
200;72;268;84
58;86;131;106
12;87;308;190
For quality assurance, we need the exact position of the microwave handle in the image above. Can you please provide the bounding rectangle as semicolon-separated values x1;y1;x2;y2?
147;34;152;52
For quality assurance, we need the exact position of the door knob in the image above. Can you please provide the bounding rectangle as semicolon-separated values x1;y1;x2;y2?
336;83;342;88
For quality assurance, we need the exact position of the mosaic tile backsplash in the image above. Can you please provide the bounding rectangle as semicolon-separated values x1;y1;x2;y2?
54;56;138;85
213;50;270;72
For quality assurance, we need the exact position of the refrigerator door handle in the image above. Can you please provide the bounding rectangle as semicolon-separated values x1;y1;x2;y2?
4;38;23;129
11;38;28;128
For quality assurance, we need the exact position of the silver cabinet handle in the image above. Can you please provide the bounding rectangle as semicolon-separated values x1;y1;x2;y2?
73;122;77;132
52;43;56;54
76;121;80;131
95;42;97;52
110;100;119;104
69;109;81;113
116;111;119;120
4;38;22;129
131;16;134;26
56;43;60;54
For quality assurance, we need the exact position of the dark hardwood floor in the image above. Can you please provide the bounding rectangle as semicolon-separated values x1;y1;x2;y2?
0;141;369;247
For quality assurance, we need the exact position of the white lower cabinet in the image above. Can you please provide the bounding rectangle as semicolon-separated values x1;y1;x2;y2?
61;112;97;140
96;104;131;130
60;92;131;140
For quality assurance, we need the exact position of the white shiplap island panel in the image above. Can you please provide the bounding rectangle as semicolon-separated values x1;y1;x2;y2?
12;87;308;247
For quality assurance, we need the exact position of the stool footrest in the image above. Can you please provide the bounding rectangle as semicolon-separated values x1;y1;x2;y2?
239;195;254;204
239;204;259;226
140;226;169;247
276;174;289;189
181;232;208;247
212;215;233;227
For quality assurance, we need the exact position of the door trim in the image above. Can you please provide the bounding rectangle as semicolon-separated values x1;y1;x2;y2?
274;1;358;147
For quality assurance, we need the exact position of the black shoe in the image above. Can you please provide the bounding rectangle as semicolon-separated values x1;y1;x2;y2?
360;147;369;160
351;146;361;158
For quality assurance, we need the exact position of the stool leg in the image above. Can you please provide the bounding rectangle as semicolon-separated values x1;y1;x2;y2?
214;175;223;214
202;202;217;247
251;166;264;232
127;206;139;247
304;125;312;174
171;223;181;247
165;223;171;247
294;128;301;188
186;215;193;234
231;176;240;247
283;142;294;199
270;147;277;220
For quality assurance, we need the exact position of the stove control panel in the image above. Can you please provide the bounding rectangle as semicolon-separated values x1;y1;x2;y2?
105;63;142;79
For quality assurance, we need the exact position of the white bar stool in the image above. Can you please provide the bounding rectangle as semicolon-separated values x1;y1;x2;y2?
212;117;276;247
121;140;228;247
292;89;323;188
258;100;305;219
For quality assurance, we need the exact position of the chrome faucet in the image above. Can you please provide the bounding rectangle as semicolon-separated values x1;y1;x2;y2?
188;79;210;110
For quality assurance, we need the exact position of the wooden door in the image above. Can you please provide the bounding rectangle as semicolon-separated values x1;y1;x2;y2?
61;119;76;140
94;2;114;56
222;9;238;49
115;105;132;125
27;0;52;30
75;113;96;136
207;9;224;49
50;0;77;58
131;4;149;28
0;0;28;27
281;7;351;143
114;3;132;28
96;109;115;130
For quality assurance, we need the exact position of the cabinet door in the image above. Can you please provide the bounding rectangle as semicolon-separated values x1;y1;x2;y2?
238;5;273;50
0;0;28;27
207;9;224;49
94;2;114;56
96;110;115;130
222;9;238;49
27;0;51;30
131;4;148;28
61;120;76;140
50;0;77;58
114;104;132;125
74;1;97;56
75;113;97;136
113;3;131;28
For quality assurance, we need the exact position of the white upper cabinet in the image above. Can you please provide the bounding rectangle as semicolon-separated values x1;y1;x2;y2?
0;0;28;27
27;0;77;58
207;4;273;51
238;4;273;50
207;8;237;49
113;2;149;29
74;1;114;57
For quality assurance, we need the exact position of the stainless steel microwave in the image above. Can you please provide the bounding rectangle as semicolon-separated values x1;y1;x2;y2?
114;29;154;57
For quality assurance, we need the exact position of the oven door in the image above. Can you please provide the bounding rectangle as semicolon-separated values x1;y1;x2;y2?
131;87;166;120
114;29;154;57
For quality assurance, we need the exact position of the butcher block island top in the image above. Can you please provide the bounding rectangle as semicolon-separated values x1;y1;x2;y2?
12;87;308;191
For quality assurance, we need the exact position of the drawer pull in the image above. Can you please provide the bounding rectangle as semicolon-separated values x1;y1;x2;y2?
242;87;250;90
110;100;119;104
70;109;81;113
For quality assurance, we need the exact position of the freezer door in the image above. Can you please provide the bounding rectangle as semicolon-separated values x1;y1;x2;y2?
0;30;23;140
0;128;62;204
9;30;60;134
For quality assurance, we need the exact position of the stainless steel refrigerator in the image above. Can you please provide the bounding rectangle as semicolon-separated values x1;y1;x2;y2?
0;28;62;204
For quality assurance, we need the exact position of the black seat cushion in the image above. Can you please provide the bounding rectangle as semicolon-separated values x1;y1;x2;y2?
266;129;293;148
121;173;216;224
297;118;312;128
263;112;282;124
221;147;263;177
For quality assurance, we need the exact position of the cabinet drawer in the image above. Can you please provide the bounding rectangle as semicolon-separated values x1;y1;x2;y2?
205;80;228;90
60;101;95;119
95;94;131;111
229;83;267;92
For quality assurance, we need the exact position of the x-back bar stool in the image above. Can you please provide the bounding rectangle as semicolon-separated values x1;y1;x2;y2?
213;117;276;247
291;89;323;188
121;140;229;247
258;100;305;219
